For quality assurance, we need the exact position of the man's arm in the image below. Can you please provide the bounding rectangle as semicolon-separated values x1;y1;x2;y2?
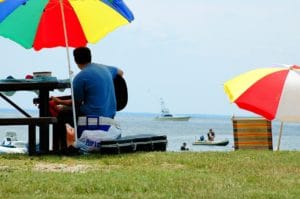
51;96;72;106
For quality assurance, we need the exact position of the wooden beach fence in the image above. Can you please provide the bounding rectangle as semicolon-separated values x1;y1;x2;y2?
232;116;273;150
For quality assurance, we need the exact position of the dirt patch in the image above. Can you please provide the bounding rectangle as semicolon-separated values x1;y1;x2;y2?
160;162;185;169
34;163;92;173
0;165;12;171
97;164;121;172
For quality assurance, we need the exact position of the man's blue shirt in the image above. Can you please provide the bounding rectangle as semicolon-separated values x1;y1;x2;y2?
73;63;118;118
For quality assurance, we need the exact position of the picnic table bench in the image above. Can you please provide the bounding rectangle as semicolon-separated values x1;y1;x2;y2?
0;117;57;155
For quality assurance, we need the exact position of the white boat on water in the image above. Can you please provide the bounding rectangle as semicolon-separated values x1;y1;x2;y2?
0;132;27;154
155;98;190;121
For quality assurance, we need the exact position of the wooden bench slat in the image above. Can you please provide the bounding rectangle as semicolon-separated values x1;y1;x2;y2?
232;117;273;150
0;117;57;155
0;117;57;125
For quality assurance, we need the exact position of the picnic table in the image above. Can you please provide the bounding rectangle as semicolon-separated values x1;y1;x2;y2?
0;77;70;155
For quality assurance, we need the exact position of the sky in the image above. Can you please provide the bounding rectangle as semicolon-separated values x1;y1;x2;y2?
1;0;300;116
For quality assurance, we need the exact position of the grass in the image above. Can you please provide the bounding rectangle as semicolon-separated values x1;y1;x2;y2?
0;151;299;198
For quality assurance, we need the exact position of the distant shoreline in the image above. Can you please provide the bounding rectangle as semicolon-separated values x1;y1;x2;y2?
0;108;237;119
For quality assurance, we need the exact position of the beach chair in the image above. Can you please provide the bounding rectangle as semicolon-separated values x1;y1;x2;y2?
232;116;273;150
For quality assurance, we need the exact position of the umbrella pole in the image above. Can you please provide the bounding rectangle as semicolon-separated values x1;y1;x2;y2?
276;122;284;151
59;0;78;141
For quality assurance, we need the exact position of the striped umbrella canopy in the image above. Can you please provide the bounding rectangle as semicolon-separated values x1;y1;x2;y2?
224;65;300;150
0;0;134;50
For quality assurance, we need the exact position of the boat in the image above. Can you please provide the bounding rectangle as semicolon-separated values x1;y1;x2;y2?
154;98;190;121
192;139;229;146
0;132;28;154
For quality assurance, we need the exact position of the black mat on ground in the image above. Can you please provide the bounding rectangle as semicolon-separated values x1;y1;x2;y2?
99;134;167;154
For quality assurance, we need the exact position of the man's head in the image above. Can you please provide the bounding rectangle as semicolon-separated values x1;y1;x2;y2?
73;47;92;65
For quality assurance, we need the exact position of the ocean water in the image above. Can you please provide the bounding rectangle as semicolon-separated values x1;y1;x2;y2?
0;110;299;152
116;113;300;152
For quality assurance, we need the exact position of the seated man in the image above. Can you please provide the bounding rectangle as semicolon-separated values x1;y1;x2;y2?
207;128;215;141
53;46;123;153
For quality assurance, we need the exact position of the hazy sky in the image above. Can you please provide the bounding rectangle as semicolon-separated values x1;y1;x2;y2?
1;0;300;116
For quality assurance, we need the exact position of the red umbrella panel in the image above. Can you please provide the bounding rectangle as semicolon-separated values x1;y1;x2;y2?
224;65;300;122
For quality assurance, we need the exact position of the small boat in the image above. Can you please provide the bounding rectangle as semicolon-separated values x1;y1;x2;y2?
155;98;190;121
192;139;229;146
155;115;191;121
0;132;27;154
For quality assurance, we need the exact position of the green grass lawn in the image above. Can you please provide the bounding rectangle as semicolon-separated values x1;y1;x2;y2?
0;151;299;198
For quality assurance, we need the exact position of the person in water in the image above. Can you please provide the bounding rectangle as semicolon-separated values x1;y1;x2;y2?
207;128;215;141
180;142;189;151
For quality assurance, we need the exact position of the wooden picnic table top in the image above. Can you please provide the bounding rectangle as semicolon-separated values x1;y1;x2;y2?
0;79;70;91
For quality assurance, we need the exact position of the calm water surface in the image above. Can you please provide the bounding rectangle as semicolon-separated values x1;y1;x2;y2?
116;113;299;152
0;110;299;152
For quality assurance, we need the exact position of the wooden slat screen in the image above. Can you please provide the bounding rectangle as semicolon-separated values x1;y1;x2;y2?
232;117;273;150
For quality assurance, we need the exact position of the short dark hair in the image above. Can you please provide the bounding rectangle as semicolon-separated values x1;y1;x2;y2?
73;47;91;64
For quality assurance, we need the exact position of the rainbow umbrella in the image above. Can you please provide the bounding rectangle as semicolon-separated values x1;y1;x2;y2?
224;65;300;150
0;0;134;138
0;0;134;50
